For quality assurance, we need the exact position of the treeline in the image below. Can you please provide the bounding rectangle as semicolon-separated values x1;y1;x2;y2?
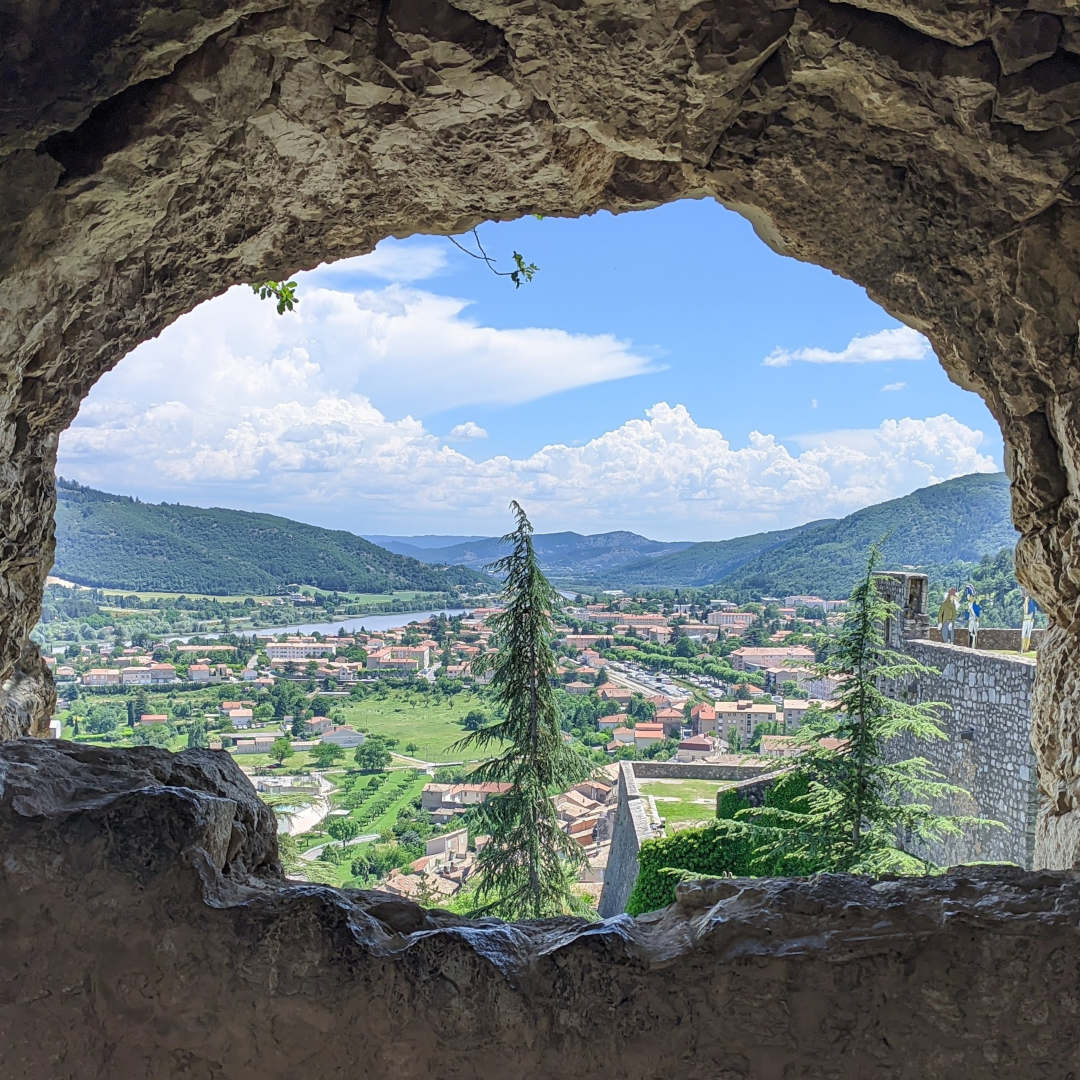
53;479;488;594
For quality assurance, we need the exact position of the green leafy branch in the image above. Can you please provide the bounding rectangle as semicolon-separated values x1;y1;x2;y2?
251;226;538;317
446;229;539;288
251;279;299;314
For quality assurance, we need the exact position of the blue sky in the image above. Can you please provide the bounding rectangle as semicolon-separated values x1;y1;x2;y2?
59;198;1001;540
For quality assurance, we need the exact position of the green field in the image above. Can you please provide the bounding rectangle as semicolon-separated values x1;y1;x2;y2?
338;690;491;762
638;778;732;825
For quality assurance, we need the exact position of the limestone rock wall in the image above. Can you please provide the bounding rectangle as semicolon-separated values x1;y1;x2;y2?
4;740;1080;1078
4;2;1080;862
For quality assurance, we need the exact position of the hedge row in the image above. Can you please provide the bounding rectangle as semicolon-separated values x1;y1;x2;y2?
625;772;811;916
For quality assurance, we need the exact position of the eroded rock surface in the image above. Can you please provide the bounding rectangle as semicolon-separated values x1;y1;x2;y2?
3;2;1080;861
1;739;1079;1078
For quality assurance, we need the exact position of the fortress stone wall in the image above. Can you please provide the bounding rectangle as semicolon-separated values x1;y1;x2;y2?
875;572;1039;868
598;760;782;916
885;638;1039;868
597;762;656;918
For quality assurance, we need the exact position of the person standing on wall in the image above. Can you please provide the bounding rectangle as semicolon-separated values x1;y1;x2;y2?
963;583;981;649
938;587;959;644
1021;591;1039;654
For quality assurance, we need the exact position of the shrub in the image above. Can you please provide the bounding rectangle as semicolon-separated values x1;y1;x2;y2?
626;772;812;916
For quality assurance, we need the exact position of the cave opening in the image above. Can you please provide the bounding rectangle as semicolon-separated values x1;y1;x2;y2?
4;2;1080;1072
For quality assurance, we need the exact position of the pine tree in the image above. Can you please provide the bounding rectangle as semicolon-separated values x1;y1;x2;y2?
453;501;588;919
742;545;995;875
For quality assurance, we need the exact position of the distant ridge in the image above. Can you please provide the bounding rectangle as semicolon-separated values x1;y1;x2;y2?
53;472;1015;600
368;529;692;579
364;534;491;554
53;480;489;595
603;472;1015;595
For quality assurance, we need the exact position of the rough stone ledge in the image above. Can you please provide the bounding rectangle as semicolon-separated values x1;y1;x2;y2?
2;740;1080;1078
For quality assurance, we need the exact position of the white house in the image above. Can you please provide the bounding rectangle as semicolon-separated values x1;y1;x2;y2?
320;725;366;748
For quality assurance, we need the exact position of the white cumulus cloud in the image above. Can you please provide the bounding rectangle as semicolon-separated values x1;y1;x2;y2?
449;422;488;440
881;381;907;392
764;327;931;367
61;389;999;538
88;281;660;419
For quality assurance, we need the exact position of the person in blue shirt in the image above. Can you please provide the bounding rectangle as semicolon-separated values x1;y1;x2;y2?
963;584;981;648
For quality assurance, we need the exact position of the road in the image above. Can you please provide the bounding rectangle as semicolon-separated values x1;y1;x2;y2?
299;831;380;861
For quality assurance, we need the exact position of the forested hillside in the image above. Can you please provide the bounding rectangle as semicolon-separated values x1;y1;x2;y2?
602;473;1016;596
53;480;489;594
597;521;832;587
719;473;1014;597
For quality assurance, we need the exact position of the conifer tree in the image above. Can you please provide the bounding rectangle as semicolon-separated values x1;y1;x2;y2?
742;545;994;874
453;501;587;919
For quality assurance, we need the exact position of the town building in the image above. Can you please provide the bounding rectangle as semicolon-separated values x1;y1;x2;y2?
714;700;779;741
676;735;715;762
688;701;716;736
760;735;801;757
149;663;177;685
633;722;666;749
706;610;755;631
731;645;816;672
597;714;627;731
365;645;430;672
82;669;120;687
320;726;365;748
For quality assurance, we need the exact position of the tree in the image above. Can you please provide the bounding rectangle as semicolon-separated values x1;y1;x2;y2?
404;741;419;754
461;709;488;732
354;738;392;773
84;707;119;735
132;724;171;748
269;737;294;765
674;635;694;658
327;816;359;849
741;546;993;875
186;719;209;749
452;501;587;920
311;742;345;769
132;688;150;720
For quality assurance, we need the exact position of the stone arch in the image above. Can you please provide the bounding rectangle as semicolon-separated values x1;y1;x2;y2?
3;1;1080;870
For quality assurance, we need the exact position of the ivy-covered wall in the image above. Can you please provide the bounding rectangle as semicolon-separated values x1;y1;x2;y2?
625;773;811;915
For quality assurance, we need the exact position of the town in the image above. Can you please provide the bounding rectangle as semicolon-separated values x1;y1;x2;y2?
42;588;849;906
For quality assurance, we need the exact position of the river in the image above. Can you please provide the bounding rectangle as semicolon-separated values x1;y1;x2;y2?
168;608;470;643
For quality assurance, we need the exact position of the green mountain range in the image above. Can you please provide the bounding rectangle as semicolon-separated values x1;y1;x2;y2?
370;472;1016;598
52;480;489;595
53;472;1016;600
610;472;1016;596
